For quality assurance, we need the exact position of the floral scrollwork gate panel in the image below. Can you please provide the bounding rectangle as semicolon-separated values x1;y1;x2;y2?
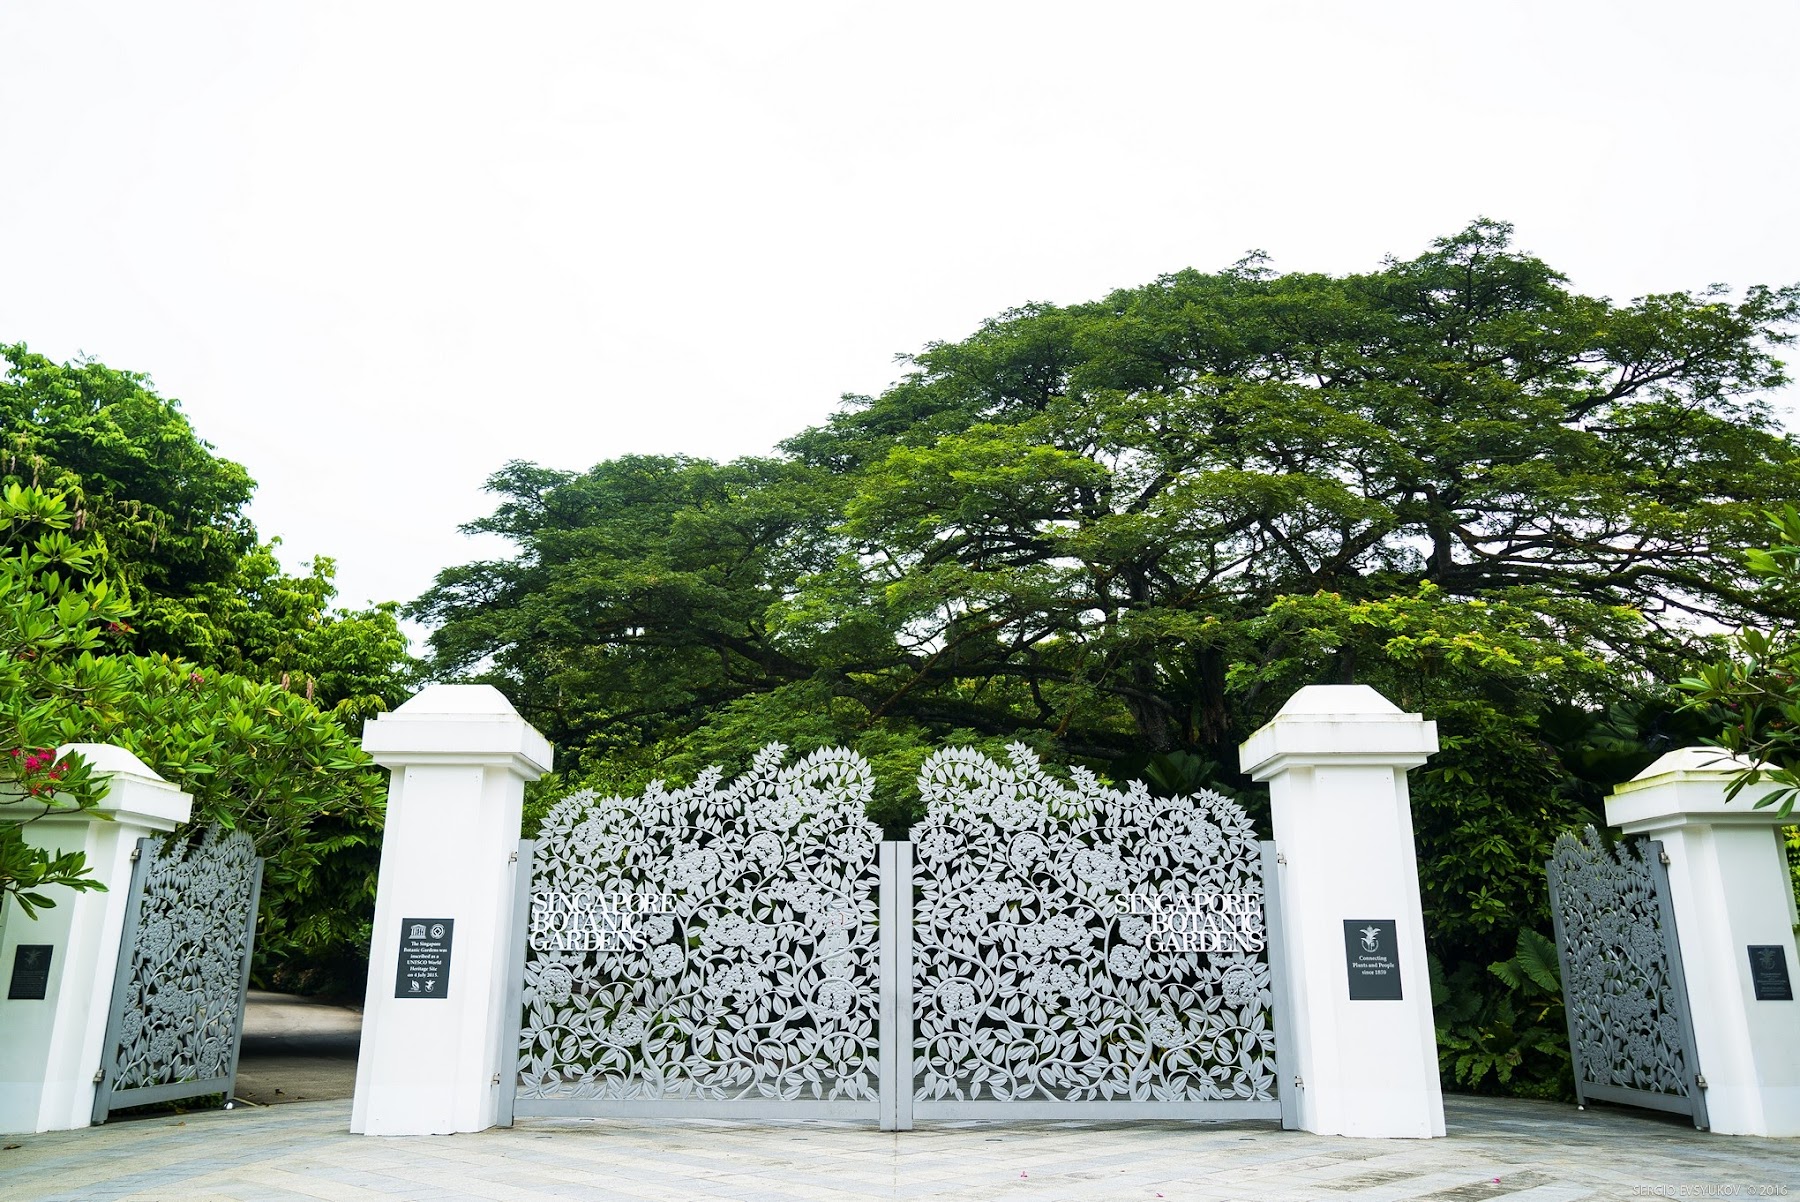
1546;825;1705;1125
910;744;1277;1106
97;825;264;1118
520;744;884;1107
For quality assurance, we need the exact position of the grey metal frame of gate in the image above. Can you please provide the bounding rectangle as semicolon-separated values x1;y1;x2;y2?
92;826;264;1123
501;744;1295;1130
1545;826;1707;1130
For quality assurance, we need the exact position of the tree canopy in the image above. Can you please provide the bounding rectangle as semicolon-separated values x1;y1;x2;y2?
417;220;1800;777
1;344;415;719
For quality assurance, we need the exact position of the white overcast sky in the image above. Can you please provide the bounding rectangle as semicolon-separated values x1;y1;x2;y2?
2;2;1797;630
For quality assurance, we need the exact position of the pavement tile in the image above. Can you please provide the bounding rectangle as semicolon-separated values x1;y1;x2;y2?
2;1095;1797;1202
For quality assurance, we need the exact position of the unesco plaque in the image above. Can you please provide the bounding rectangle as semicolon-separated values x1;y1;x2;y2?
395;918;454;999
1748;944;1794;1002
6;944;52;1001
1343;919;1403;1000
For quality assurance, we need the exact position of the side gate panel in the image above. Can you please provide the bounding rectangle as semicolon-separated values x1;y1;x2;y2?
93;827;264;1123
1547;826;1708;1129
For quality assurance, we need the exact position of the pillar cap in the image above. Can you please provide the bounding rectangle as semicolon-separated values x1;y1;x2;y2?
0;742;193;833
362;684;553;778
1238;685;1438;781
1605;745;1787;833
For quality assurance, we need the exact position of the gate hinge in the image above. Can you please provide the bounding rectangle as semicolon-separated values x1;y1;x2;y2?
491;1073;501;1086
1275;853;1287;866
1659;850;1672;866
129;847;142;862
92;1068;105;1084
1696;1074;1708;1089
1292;1075;1304;1089
508;851;518;864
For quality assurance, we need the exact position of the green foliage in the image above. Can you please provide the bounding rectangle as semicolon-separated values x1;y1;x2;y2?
1679;505;1800;820
416;455;837;763
523;678;1052;840
1;343;417;721
1;344;255;654
0;485;131;915
0;483;381;988
1789;825;1800;901
185;542;418;724
1432;929;1571;1097
1677;505;1800;906
67;657;386;995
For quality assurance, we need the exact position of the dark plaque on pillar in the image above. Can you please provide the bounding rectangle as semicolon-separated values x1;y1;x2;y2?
395;918;454;999
6;942;52;1000
7;943;53;1000
1344;919;1403;1000
1748;944;1793;1001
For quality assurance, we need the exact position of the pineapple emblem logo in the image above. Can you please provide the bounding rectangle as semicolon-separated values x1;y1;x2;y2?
1359;925;1383;953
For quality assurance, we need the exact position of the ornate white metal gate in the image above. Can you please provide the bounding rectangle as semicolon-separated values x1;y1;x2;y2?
92;826;264;1122
506;746;885;1121
1546;826;1707;1129
895;745;1287;1126
507;744;1292;1129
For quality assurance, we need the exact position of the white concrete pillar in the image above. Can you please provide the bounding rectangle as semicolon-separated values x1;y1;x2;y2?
1239;685;1444;1138
351;684;551;1136
0;745;192;1133
1605;747;1800;1136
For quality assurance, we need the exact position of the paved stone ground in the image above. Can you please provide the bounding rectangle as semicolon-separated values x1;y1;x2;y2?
233;992;360;1107
2;1096;1794;1202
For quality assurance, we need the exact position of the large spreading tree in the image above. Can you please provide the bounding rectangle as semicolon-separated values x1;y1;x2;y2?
419;220;1799;772
415;220;1799;1095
